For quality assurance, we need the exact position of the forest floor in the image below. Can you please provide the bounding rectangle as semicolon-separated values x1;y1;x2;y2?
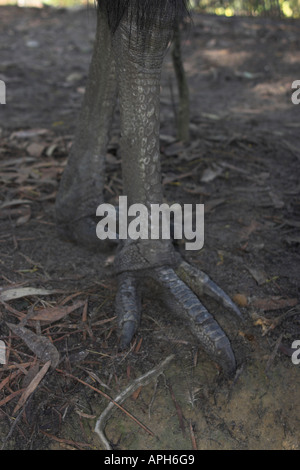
0;5;299;450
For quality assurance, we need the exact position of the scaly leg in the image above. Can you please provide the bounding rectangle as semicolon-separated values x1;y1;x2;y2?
55;9;117;247
56;4;243;376
112;10;242;376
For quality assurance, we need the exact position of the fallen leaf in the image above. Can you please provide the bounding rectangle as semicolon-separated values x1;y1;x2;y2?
26;142;46;157
16;206;31;226
0;156;36;167
29;300;86;324
75;410;96;419
253;317;271;335
233;293;248;307
13;361;51;415
160;134;177;144
7;323;59;367
45;144;58;157
200;164;223;183
234;71;263;80
247;267;268;285
0;388;25;407
0;287;65;302
201;112;222;120
132;385;142;401
10;129;48;139
66;72;84;83
0;199;33;210
251;297;298;311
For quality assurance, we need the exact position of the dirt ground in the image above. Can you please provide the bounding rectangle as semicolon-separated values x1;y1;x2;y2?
0;5;299;451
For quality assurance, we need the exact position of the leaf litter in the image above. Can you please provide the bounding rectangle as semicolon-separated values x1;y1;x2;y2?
0;7;299;451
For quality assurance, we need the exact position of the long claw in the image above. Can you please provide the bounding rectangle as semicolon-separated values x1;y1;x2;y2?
116;273;141;349
175;260;244;322
150;267;236;376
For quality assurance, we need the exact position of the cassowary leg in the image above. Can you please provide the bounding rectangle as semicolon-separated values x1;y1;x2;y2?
55;9;117;247
112;13;241;376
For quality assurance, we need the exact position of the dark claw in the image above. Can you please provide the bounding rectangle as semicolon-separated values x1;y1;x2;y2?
175;260;244;322
116;261;240;376
116;273;141;349
150;267;236;376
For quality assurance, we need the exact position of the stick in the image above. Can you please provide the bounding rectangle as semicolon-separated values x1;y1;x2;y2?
94;354;175;450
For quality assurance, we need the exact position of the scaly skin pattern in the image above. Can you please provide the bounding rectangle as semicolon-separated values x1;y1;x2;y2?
55;4;243;376
55;9;117;246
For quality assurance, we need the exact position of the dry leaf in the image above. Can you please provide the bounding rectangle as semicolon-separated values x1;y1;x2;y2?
0;287;64;302
0;388;25;407
26;142;46;157
75;410;96;419
247;267;268;285
233;293;248;307
131;385;142;401
10;129;48;139
0;199;33;210
7;323;59;367
16;206;31;226
200;164;223;183
13;361;51;415
0;156;36;167
29;300;85;324
251;297;298;311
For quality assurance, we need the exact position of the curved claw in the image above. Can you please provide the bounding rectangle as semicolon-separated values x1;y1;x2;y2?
115;251;239;375
175;260;244;322
149;267;236;376
116;273;141;349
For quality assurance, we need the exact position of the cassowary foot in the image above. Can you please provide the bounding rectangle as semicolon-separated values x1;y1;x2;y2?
56;214;242;376
115;241;243;377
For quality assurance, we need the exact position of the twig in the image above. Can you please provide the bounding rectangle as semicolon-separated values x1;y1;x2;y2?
189;420;198;450
264;307;300;335
167;380;186;437
1;396;30;450
40;431;94;450
13;361;51;415
265;333;283;375
56;368;156;441
94;354;175;450
148;377;160;420
1;363;52;450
